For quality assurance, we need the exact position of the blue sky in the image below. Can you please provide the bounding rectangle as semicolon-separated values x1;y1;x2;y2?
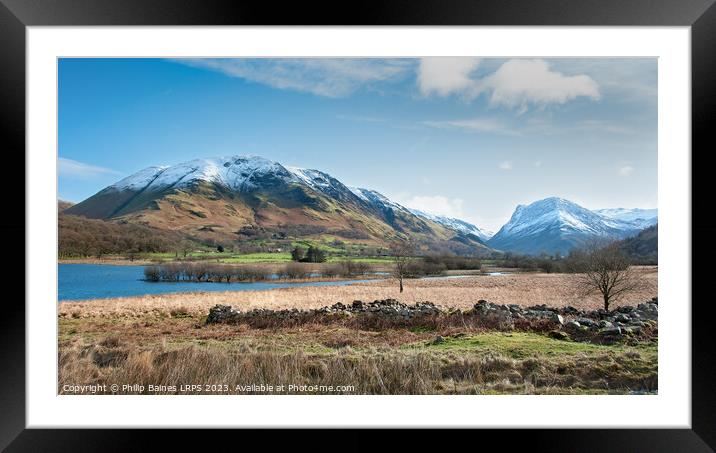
58;57;657;231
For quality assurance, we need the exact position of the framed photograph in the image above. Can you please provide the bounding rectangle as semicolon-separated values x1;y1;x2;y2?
3;0;714;450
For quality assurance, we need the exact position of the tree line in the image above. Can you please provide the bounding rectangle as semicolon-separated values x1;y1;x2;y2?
58;214;190;258
143;260;378;283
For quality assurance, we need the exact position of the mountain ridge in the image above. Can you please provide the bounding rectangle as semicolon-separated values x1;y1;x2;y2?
66;155;493;256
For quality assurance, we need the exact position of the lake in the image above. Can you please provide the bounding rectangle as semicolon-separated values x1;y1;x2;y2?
58;264;375;301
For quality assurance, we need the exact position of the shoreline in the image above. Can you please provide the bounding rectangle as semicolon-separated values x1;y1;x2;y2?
59;269;658;317
59;258;157;266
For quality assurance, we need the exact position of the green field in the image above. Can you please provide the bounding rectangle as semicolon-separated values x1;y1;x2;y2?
60;249;397;265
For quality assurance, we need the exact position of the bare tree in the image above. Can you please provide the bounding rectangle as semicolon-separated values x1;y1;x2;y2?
576;242;644;311
389;241;413;293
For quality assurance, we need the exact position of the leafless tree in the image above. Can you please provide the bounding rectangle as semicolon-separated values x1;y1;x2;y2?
576;242;645;311
389;241;413;293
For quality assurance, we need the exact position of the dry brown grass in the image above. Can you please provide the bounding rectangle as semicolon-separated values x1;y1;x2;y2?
59;342;443;395
58;328;658;395
60;316;440;349
59;267;658;318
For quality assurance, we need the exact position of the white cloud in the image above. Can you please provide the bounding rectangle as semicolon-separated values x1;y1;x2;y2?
58;158;122;179
174;58;412;98
418;57;481;97
418;58;600;112
477;59;600;111
175;58;599;110
396;194;466;219
618;165;635;176
499;161;513;170
549;58;656;103
422;117;516;135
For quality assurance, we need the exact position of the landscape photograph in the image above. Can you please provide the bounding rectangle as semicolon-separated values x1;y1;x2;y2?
58;57;658;395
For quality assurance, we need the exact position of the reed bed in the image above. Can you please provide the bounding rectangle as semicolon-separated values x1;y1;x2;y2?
143;261;377;282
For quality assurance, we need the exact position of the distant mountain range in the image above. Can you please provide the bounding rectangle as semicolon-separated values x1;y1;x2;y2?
65;155;657;256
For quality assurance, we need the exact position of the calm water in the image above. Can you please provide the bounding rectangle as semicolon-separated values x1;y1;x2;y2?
58;264;374;301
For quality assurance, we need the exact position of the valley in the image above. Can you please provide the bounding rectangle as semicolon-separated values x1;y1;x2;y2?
58;155;659;396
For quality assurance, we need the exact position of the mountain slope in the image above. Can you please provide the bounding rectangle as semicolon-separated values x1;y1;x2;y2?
407;209;493;242
59;211;191;257
487;197;642;255
616;224;658;264
58;199;75;212
594;208;658;230
66;155;493;256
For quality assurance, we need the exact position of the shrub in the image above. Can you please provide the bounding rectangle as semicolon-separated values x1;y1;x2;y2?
424;254;482;270
332;260;372;277
144;266;161;282
282;262;310;280
302;246;326;263
290;246;306;262
404;260;446;278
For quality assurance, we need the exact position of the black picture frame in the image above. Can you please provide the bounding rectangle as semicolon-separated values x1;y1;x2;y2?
2;0;714;450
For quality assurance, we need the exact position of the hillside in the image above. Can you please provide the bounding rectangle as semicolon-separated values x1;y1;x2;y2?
65;155;493;256
616;224;658;264
59;211;193;258
58;199;75;212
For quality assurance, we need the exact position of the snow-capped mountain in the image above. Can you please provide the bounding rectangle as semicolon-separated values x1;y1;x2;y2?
111;156;308;193
487;197;644;255
67;155;493;255
408;209;493;242
594;208;658;229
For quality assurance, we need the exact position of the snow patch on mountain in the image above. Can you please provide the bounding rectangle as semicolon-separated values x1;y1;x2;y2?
110;165;169;191
595;208;658;229
349;187;410;212
111;156;293;192
286;167;332;190
409;209;493;241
